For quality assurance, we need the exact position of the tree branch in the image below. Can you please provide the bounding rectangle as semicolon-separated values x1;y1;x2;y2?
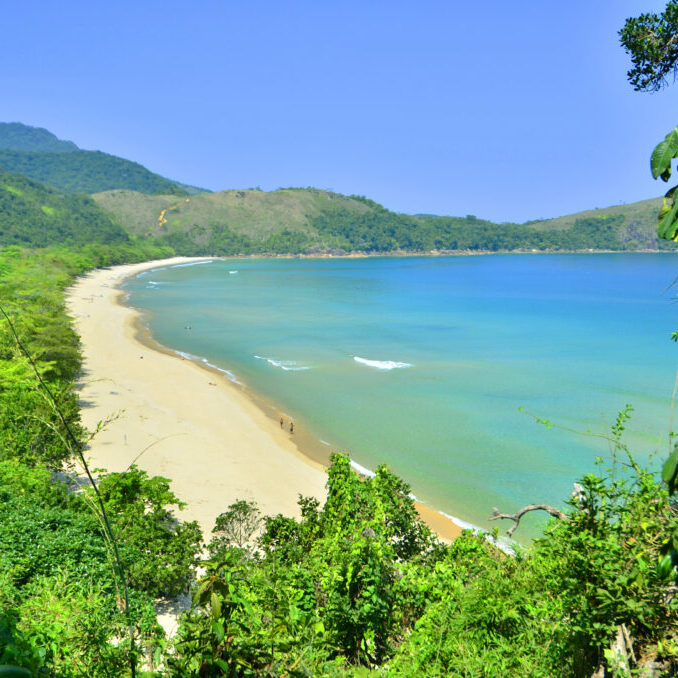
489;504;567;537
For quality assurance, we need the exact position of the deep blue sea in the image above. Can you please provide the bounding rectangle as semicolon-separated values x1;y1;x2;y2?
123;254;678;536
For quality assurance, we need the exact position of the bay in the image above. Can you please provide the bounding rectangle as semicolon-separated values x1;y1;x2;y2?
123;254;678;538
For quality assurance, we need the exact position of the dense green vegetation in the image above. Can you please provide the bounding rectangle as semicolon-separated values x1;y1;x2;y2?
93;187;676;256
0;121;670;254
0;244;172;469
312;202;676;253
0;121;671;254
0;150;189;196
167;451;677;677
620;1;678;92
0;243;195;673
0;169;130;247
0;123;78;153
0;123;202;196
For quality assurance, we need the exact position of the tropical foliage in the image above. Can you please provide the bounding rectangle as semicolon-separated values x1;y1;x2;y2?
621;1;678;242
0;243;200;676
159;449;677;677
620;1;678;92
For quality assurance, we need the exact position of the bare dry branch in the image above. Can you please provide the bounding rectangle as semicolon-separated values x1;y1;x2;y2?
489;504;567;537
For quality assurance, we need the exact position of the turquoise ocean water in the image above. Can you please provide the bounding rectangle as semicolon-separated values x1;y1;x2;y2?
124;254;678;537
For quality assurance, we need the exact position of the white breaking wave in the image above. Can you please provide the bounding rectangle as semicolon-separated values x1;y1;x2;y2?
439;511;481;534
170;259;214;268
353;356;412;370
201;358;242;384
175;350;242;384
140;267;161;276
439;511;515;555
350;459;376;478
253;355;312;371
229;270;238;275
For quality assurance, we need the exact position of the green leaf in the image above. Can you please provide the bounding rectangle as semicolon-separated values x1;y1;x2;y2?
658;554;674;579
662;447;678;494
651;127;678;179
210;591;222;620
211;619;225;642
656;192;678;240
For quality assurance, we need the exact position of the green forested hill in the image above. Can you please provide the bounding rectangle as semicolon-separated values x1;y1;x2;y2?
93;187;375;254
92;186;675;255
0;168;130;247
0;122;204;195
0;123;669;254
0;122;79;153
527;197;664;247
0;149;191;196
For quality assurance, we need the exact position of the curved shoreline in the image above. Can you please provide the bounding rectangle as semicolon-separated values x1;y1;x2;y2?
66;257;462;541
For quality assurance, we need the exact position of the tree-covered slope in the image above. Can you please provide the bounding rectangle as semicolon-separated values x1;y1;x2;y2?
93;188;534;255
92;187;374;252
93;186;676;255
0;149;191;196
0;169;130;247
0;122;79;153
527;197;664;248
0;122;205;195
1;123;668;254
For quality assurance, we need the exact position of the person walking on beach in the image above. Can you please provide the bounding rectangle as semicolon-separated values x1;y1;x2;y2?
280;416;284;428
289;421;294;434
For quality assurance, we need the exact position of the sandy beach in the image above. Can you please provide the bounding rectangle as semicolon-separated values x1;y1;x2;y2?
66;257;462;541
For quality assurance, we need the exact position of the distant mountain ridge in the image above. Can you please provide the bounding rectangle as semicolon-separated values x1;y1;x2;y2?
0;122;79;153
0;121;672;255
0;122;204;196
93;187;674;256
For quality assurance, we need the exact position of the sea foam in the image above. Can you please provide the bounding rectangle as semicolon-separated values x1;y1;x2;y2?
439;511;515;555
253;355;312;371
175;350;242;384
349;459;376;478
353;356;412;370
170;259;214;268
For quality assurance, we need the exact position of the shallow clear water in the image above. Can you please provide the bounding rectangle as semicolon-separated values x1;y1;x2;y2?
124;254;678;536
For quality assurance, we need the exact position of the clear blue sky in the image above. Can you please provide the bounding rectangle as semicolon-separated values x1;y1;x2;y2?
2;1;676;222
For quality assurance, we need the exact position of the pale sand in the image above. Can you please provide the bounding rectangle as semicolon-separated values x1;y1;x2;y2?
66;257;462;542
